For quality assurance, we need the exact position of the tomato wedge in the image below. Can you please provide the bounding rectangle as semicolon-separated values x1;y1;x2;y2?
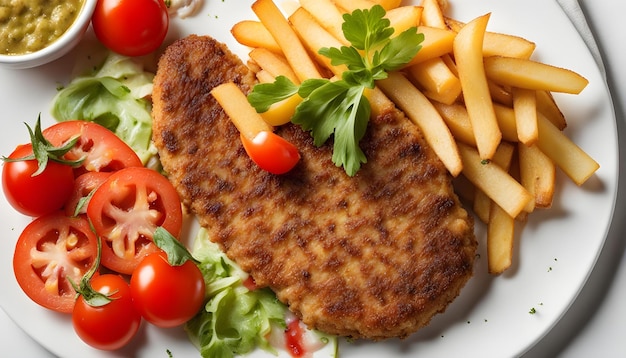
13;212;98;313
87;167;183;274
42;121;142;176
240;131;301;175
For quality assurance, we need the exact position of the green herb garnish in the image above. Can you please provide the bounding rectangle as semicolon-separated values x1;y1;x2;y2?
248;5;424;176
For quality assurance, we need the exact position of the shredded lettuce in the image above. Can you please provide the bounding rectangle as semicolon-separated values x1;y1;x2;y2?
50;52;158;166
185;228;287;358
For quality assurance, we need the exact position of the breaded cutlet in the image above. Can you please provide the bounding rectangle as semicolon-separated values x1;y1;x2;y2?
152;35;477;339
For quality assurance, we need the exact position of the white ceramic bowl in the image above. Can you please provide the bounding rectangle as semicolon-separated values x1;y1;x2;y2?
0;0;97;69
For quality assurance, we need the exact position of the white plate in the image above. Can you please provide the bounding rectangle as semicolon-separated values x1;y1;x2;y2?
0;0;617;357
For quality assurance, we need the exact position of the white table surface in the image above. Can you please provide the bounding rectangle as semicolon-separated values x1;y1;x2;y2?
2;1;625;357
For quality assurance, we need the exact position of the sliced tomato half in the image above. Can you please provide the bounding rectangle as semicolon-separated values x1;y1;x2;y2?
87;167;183;275
13;212;98;313
64;171;112;217
42;120;142;176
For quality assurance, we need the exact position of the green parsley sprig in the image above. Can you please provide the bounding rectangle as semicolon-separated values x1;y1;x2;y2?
248;5;424;176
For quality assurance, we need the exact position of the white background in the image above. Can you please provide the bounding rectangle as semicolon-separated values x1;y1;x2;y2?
1;0;624;357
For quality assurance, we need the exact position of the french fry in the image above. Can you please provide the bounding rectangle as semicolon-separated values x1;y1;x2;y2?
378;71;462;176
454;13;501;160
366;86;397;119
299;0;348;45
458;142;532;219
474;142;515;223
372;0;402;10
484;56;589;94
536;113;599;185
512;87;538;145
446;17;535;59
421;0;446;29
255;69;276;83
432;102;476;147
487;143;517;274
252;0;322;81
407;57;462;105
333;0;376;13
536;90;567;130
289;7;348;76
248;47;299;84
487;202;515;274
493;104;520;142
487;80;513;107
231;21;282;54
386;6;423;35
518;142;556;208
406;26;456;66
211;82;273;140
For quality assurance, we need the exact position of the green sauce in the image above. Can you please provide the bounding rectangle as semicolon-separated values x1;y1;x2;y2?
0;0;84;55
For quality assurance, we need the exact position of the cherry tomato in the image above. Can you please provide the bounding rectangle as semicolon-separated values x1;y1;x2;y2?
130;251;205;327
87;167;183;274
64;172;112;217
72;274;141;350
2;144;75;217
92;0;169;57
240;131;300;174
13;213;98;313
42;120;143;176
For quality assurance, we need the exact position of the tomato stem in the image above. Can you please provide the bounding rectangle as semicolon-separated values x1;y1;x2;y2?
1;115;84;176
69;235;114;307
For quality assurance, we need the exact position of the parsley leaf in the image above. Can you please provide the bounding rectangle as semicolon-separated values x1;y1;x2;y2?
247;5;423;176
247;75;299;112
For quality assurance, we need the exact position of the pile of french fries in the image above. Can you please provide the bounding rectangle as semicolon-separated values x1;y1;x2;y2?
228;0;600;274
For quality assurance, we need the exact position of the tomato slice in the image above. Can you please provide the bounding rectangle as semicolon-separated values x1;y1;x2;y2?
42;121;142;176
87;167;183;274
13;212;98;313
64;171;112;217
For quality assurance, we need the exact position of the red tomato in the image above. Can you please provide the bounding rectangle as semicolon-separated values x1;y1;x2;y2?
130;251;205;327
64;171;112;216
285;319;306;357
2;144;75;217
13;213;98;313
92;0;169;57
240;131;301;174
42;121;143;176
87;167;183;274
72;274;141;350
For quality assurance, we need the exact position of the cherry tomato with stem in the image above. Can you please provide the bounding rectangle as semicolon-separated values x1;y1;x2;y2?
3;144;75;217
91;0;169;56
130;228;205;328
72;274;142;350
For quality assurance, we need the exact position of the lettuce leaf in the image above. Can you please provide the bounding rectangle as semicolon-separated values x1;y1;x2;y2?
50;52;158;165
185;228;286;358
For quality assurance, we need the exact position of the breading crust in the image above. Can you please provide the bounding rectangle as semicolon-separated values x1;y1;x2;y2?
152;35;477;339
